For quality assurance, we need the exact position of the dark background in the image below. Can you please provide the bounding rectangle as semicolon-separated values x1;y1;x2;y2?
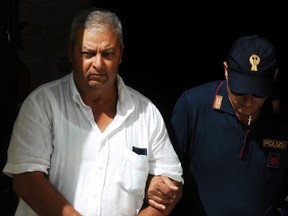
1;1;287;215
96;2;288;121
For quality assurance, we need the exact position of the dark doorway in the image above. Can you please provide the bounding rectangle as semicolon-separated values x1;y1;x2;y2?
0;0;20;215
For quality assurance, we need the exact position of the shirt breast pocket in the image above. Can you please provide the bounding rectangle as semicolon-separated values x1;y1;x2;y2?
120;147;149;195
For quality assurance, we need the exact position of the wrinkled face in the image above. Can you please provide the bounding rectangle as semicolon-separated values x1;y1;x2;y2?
227;85;267;116
69;27;123;92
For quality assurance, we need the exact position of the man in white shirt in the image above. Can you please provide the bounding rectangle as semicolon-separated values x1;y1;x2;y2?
3;7;183;216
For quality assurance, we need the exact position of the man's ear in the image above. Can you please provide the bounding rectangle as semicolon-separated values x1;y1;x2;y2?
119;44;124;64
223;61;228;80
273;68;279;82
68;42;73;62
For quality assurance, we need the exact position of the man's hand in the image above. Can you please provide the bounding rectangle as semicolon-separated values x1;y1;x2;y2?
145;175;182;211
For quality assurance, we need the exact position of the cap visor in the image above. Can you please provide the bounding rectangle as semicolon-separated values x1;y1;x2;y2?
228;70;273;97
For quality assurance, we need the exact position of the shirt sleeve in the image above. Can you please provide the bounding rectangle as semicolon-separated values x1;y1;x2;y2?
147;103;184;184
3;93;53;177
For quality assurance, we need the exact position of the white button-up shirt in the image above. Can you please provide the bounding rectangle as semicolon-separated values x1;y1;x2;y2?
3;73;183;216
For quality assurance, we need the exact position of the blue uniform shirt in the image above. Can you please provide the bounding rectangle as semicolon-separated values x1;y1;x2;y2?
170;80;288;216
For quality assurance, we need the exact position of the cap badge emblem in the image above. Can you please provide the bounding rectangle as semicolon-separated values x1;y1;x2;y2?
249;54;260;72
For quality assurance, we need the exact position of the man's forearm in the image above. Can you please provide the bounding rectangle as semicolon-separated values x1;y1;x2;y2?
13;171;81;216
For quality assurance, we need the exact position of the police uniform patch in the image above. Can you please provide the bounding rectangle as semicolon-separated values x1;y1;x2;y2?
267;152;280;168
213;95;222;110
263;139;288;150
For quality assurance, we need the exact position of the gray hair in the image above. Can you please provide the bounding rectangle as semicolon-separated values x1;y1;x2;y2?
69;7;123;46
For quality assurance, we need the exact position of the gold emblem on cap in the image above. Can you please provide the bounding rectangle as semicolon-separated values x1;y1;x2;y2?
249;54;260;71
